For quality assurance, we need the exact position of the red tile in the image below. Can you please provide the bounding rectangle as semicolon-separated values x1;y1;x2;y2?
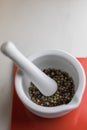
10;58;87;130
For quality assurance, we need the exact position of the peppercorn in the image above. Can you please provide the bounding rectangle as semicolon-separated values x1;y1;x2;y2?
29;68;75;107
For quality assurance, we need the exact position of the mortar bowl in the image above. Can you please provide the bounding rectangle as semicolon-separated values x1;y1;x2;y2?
15;50;86;118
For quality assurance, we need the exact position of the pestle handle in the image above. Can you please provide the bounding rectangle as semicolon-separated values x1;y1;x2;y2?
1;42;57;96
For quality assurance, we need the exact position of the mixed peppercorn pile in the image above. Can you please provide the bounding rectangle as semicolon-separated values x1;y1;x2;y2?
29;68;75;107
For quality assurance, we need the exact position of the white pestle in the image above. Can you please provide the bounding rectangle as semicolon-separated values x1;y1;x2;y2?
1;42;57;96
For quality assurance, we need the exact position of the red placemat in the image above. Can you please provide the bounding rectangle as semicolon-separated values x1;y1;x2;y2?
10;58;87;130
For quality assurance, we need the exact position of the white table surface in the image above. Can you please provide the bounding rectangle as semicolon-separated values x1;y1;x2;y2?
0;0;87;130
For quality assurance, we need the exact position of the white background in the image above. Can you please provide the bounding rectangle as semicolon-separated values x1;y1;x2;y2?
0;0;87;130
